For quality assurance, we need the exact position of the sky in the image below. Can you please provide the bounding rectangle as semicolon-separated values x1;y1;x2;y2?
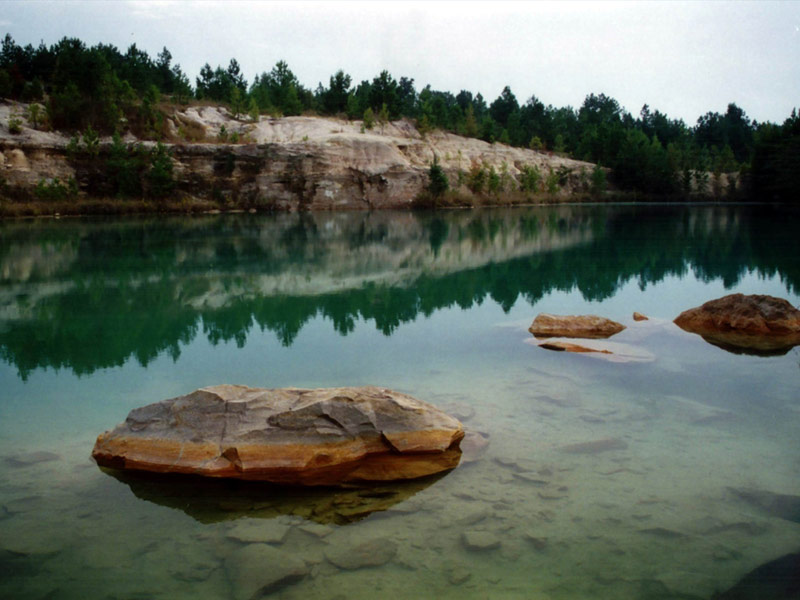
2;0;798;125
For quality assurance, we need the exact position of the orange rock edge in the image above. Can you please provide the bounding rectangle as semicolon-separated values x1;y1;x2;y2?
92;429;464;486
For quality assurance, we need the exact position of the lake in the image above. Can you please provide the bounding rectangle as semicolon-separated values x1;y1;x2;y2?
1;204;799;599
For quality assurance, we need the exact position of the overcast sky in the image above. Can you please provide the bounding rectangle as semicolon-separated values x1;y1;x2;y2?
2;1;798;125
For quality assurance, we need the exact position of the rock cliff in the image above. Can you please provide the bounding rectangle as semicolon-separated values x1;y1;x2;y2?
1;102;597;209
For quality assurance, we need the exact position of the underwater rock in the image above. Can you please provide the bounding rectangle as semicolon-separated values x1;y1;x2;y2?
3;451;60;468
92;385;464;486
529;313;626;339
461;530;501;551
325;538;397;570
729;487;800;524
226;520;291;544
225;543;308;600
674;294;800;356
712;551;800;600
558;438;628;454
460;430;490;463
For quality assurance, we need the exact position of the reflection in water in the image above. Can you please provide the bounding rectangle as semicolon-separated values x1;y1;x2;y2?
0;205;798;377
104;467;448;525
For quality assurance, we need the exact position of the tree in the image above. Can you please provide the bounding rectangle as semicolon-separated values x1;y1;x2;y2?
427;155;449;198
321;69;351;114
147;142;174;199
362;107;375;130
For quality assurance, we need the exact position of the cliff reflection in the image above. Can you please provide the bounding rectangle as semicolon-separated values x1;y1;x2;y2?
0;205;797;378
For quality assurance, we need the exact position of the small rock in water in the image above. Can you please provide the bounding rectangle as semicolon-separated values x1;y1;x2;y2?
226;544;308;600
325;538;397;570
226;520;291;544
456;507;493;526
529;313;626;339
633;312;649;321
445;561;472;585
522;532;548;550
461;530;501;551
559;438;628;454
460;430;490;463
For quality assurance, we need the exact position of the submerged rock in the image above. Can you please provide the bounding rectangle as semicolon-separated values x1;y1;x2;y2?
529;313;625;339
461;530;501;551
225;543;308;600
325;538;397;569
531;337;655;363
729;487;800;524
559;438;628;454
3;451;60;468
674;294;800;355
712;551;800;600
92;385;464;486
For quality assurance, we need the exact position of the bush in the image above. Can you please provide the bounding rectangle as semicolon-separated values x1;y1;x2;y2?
363;107;375;130
147;142;174;199
519;164;542;192
591;164;606;195
427;156;449;198
35;177;79;201
546;168;560;194
8;112;23;134
467;161;487;194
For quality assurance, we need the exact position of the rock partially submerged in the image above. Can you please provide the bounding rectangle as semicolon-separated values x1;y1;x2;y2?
529;313;625;339
531;337;655;363
674;294;800;355
92;385;464;486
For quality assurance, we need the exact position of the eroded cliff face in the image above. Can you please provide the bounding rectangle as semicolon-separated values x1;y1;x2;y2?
0;103;597;208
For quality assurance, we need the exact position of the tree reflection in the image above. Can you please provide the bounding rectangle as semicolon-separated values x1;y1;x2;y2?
0;206;797;378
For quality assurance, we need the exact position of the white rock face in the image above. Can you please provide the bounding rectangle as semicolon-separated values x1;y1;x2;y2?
1;103;598;208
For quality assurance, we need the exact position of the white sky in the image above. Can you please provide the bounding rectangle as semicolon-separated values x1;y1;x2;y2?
3;0;798;125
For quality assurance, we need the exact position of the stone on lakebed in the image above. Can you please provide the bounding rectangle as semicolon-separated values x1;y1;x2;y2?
529;313;625;339
91;385;464;486
674;294;800;355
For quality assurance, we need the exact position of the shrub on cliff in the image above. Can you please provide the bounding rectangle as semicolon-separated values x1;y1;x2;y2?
146;142;174;200
427;156;449;198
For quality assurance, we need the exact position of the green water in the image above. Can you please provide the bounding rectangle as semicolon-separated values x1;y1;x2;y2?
1;204;799;599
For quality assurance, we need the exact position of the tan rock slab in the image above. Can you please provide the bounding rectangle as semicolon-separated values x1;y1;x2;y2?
92;385;464;486
529;313;625;339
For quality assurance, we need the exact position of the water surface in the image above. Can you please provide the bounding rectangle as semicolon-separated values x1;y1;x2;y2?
1;204;799;599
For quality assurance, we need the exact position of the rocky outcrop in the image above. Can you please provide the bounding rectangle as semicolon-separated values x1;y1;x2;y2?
528;313;626;339
1;104;597;209
674;294;800;355
91;385;464;486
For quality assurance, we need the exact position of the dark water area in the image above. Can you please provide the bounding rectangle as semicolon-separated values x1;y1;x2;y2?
0;204;799;599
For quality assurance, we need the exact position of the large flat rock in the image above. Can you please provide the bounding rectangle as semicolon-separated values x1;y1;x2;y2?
92;385;464;486
674;294;800;355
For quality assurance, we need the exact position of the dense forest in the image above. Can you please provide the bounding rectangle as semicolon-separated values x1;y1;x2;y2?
1;34;798;200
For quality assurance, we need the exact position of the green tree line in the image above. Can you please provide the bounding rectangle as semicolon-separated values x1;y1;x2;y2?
1;33;797;199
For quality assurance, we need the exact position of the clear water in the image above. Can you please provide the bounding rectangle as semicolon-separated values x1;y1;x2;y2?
1;205;799;599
